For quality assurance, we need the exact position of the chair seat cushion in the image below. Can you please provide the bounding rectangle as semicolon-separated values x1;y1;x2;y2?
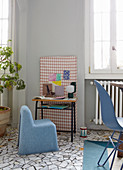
34;119;52;125
117;117;123;128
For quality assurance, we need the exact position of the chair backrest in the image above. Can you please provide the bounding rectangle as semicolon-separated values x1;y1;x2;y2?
94;80;123;131
20;105;34;127
18;105;34;146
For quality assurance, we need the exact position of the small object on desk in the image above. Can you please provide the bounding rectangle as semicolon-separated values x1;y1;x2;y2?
63;98;76;100
43;83;53;97
41;104;50;108
47;85;50;94
55;96;65;99
33;96;44;99
55;86;64;96
71;82;76;93
33;96;54;100
42;97;54;100
66;85;74;98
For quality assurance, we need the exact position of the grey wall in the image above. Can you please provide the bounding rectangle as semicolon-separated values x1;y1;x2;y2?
85;80;96;128
16;0;85;130
84;80;106;130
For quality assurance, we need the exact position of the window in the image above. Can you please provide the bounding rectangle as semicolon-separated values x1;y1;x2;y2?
116;0;123;69
93;0;110;70
0;0;14;74
85;0;123;76
0;0;11;47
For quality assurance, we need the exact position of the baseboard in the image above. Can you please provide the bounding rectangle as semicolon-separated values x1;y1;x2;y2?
86;123;110;131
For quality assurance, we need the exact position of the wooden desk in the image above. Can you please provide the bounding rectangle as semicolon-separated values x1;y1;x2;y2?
32;98;77;142
111;82;123;157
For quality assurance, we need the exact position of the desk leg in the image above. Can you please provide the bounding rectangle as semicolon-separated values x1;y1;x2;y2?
41;101;43;119
74;102;76;133
71;102;74;142
35;101;38;120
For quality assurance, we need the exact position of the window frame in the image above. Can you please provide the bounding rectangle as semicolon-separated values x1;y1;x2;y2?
85;0;123;79
0;0;15;75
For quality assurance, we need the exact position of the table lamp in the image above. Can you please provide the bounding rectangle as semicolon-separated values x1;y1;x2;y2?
66;85;74;98
71;82;76;93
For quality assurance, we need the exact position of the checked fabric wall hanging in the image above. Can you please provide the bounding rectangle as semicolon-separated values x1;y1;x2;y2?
40;56;77;131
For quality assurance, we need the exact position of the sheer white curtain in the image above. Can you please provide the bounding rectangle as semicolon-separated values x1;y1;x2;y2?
0;0;9;46
0;0;15;57
17;0;27;11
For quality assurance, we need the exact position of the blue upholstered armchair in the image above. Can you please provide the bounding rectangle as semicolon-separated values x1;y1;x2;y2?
18;105;59;155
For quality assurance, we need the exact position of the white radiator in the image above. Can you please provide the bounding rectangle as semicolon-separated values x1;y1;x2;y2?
94;81;123;125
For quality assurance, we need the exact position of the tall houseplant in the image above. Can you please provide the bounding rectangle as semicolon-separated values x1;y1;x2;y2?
0;40;26;136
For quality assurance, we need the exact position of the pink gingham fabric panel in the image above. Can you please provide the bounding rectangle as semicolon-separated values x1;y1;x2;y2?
40;56;77;131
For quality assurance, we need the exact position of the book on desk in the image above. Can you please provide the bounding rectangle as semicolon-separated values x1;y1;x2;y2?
49;105;69;109
33;96;65;100
41;104;69;109
33;96;76;101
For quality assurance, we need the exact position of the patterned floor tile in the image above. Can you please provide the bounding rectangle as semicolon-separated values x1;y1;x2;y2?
0;127;120;170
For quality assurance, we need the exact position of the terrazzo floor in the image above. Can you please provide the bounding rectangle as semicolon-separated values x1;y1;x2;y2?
0;127;121;170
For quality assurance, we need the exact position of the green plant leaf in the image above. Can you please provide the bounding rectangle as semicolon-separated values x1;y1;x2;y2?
0;85;3;93
17;64;22;71
0;40;25;92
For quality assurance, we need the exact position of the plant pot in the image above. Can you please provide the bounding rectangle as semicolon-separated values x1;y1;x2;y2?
0;106;10;137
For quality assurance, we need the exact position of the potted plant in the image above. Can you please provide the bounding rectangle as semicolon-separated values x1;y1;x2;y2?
0;40;25;136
